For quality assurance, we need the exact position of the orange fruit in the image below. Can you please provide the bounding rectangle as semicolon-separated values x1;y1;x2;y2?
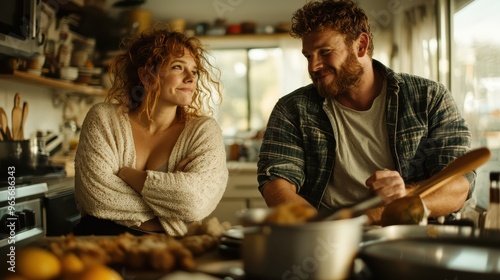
76;264;123;280
60;252;85;276
16;247;61;280
1;275;29;280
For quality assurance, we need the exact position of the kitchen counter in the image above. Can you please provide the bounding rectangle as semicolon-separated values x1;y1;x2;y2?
43;176;75;197
226;161;258;173
50;151;76;177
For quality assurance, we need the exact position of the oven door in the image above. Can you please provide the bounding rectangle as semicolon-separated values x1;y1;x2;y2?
0;197;45;272
44;189;80;236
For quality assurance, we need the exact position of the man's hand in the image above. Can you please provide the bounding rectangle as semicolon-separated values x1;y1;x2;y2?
365;169;407;204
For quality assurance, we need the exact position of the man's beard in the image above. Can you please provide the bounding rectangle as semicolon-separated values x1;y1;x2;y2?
311;51;364;98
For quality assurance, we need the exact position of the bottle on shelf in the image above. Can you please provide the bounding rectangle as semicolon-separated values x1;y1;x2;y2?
484;172;500;229
56;20;72;69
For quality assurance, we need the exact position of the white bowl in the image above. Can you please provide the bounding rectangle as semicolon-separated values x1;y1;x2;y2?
60;67;79;81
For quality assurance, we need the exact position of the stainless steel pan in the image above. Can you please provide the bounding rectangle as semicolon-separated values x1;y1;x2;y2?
359;236;500;280
359;225;500;279
361;224;475;245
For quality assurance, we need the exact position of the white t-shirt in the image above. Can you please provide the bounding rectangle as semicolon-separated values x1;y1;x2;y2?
320;80;395;211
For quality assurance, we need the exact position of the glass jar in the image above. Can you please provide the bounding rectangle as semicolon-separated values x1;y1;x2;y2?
61;120;79;154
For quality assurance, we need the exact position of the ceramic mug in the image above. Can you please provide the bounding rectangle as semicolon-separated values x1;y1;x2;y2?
26;54;46;76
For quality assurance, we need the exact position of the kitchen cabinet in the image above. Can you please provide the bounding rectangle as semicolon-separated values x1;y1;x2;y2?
207;161;265;225
0;69;106;96
43;176;80;236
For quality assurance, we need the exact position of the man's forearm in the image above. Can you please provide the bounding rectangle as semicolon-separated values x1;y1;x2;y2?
262;178;315;209
420;175;469;217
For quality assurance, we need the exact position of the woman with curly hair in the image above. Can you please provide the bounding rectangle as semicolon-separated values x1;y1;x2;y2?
73;25;228;236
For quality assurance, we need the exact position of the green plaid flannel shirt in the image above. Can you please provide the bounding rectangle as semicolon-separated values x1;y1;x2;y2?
258;60;475;210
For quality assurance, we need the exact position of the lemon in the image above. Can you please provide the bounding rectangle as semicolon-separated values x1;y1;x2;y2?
76;265;123;280
2;275;29;280
17;247;61;280
60;252;85;276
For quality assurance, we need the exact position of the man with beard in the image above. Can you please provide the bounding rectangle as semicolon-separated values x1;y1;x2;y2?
257;0;474;224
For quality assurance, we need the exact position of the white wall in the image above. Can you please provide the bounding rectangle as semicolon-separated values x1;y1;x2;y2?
0;81;64;139
0;79;103;141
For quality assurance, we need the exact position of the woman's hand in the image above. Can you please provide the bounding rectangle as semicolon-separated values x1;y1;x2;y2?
174;156;194;172
118;156;194;193
118;167;147;193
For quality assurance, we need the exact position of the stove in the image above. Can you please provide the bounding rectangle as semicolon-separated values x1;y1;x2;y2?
0;182;47;270
0;164;66;273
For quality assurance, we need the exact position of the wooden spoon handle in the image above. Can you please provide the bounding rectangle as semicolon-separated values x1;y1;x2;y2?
0;107;9;140
411;147;491;198
11;93;22;140
20;102;28;140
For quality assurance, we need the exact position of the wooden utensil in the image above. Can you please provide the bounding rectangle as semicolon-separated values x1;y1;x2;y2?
19;101;28;140
324;147;492;221
11;93;22;140
0;107;11;141
410;147;491;198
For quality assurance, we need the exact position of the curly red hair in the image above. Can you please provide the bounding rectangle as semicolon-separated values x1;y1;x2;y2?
106;24;222;121
290;0;374;57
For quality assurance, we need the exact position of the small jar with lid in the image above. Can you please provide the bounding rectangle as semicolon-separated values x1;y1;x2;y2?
71;38;96;68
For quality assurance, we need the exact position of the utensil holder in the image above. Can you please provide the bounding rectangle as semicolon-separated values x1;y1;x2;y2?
0;140;37;175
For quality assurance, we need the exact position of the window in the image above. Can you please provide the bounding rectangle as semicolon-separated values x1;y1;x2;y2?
206;38;310;140
211;48;286;136
451;0;500;209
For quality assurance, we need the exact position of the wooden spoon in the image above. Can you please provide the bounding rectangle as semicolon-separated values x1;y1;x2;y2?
409;147;491;198
11;93;22;140
324;147;492;221
0;107;11;141
19;101;28;140
380;147;491;226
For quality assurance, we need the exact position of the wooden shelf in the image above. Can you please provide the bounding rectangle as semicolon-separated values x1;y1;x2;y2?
0;70;106;95
198;33;299;49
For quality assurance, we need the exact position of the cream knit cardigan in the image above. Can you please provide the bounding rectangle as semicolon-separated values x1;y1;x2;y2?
74;102;228;236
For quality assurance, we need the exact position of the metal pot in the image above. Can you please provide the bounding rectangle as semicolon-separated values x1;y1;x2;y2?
0;140;48;178
0;140;33;170
0;140;31;160
240;208;366;280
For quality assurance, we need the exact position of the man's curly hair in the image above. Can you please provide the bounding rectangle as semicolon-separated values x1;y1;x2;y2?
290;0;374;57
